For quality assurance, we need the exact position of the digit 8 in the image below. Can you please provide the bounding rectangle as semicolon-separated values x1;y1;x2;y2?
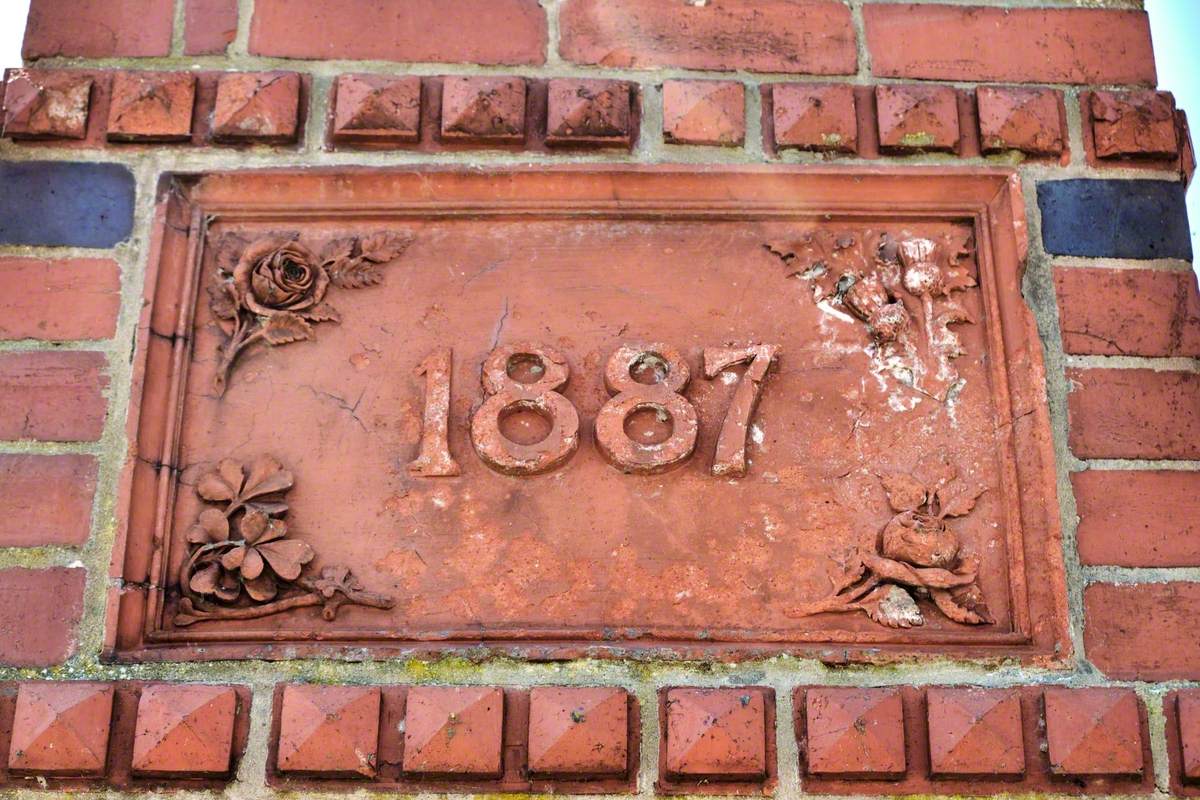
594;342;698;474
470;343;580;475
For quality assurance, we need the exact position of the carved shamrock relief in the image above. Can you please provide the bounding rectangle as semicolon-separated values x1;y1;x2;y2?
766;229;976;401
174;454;392;626
791;459;992;628
207;231;413;395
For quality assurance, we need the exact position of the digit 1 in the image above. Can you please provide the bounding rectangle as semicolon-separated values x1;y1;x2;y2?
704;344;779;477
408;348;462;477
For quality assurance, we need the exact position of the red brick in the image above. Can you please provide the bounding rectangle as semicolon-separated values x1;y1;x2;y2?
184;0;238;56
1074;470;1200;567
926;687;1024;779
402;686;504;777
212;72;301;144
440;76;527;145
864;5;1156;86
106;72;196;143
331;74;421;146
1067;368;1200;460
771;83;857;153
1178;691;1200;782
1085;583;1200;680
664;688;768;780
7;682;113;775
1056;268;1200;358
875;84;960;153
0;568;86;666
546;79;634;148
250;0;546;65
132;684;238;777
560;0;856;75
1043;687;1143;777
0;258;120;341
276;684;380;777
2;70;92;140
23;0;174;59
528;686;628;777
977;86;1064;157
803;687;905;779
1091;91;1179;160
0;454;97;548
0;351;108;442
662;80;744;147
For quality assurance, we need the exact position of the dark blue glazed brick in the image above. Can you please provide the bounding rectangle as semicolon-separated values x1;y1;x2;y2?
0;161;135;248
1038;179;1191;261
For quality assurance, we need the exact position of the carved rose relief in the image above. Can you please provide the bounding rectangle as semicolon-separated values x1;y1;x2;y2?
791;459;992;628
208;231;413;395
766;229;976;401
174;454;392;626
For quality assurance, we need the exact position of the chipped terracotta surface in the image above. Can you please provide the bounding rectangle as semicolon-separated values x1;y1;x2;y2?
1;69;92;140
1091;90;1179;159
545;79;634;147
211;72;302;144
106;72;196;143
876;85;960;153
977;86;1065;157
440;76;527;144
661;80;744;147
331;74;421;146
771;83;857;153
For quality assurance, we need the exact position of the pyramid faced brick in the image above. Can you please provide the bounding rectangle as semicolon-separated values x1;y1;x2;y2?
1043;687;1144;777
926;687;1025;779
276;684;380;777
528;686;628;777
1091;90;1179;159
131;684;238;777
662;80;744;147
772;83;857;153
977;86;1064;156
212;71;301;144
2;70;92;140
546;78;633;147
875;84;960;153
7;682;114;776
106;71;196;143
402;686;504;776
804;687;906;779
332;74;421;145
440;76;526;144
1179;692;1200;782
664;687;767;780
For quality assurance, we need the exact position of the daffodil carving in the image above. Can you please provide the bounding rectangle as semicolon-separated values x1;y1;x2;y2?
174;454;392;626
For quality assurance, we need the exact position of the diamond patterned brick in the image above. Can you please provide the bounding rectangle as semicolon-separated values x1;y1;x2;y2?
977;86;1064;156
1043;687;1143;777
804;687;905;779
131;684;238;777
331;74;421;146
1091;90;1179;159
402;686;504;777
662;80;744;147
7;682;114;776
276;684;380;777
876;84;960;153
664;688;767;780
106;72;196;143
212;72;301;144
772;83;857;153
440;76;527;144
926;687;1025;779
546;79;633;148
528;686;628;777
1179;692;1200;783
2;70;92;140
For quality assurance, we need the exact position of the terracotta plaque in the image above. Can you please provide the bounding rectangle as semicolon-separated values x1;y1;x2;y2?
109;168;1067;662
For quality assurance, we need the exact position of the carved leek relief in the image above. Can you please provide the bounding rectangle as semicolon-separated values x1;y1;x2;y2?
174;454;393;626
208;232;413;395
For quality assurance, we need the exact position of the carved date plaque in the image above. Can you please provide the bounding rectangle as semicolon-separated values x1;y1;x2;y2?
109;168;1068;662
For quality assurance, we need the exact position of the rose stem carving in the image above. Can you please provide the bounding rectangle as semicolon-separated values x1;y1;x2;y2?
208;231;413;396
790;459;992;629
765;230;976;401
174;454;393;626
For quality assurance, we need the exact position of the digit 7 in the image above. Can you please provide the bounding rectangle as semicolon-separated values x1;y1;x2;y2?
703;344;779;477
